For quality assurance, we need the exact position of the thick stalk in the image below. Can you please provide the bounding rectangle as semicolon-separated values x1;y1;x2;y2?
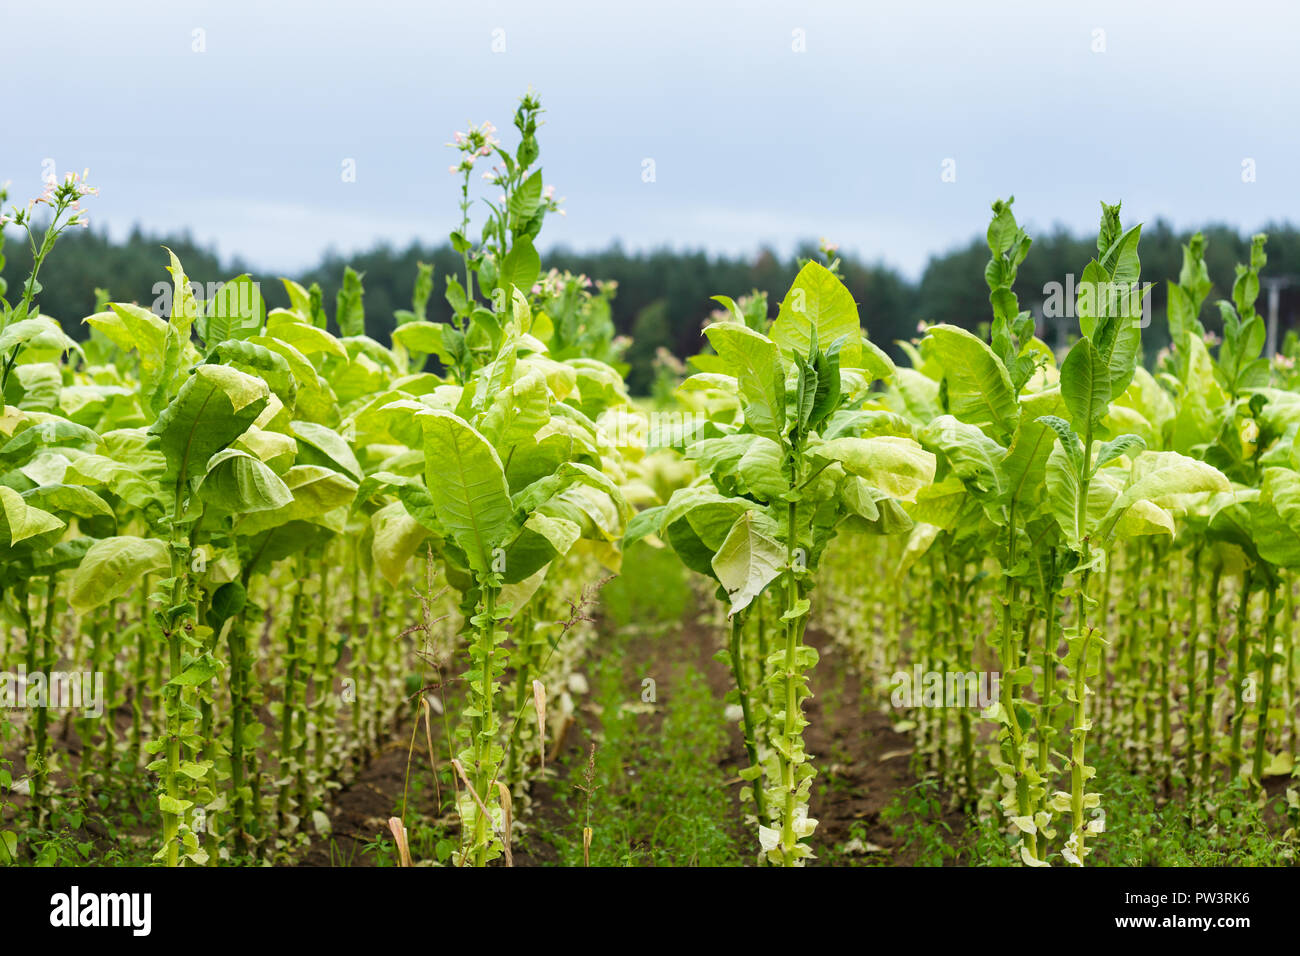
773;493;812;867
32;577;56;820
1157;548;1174;793
1250;584;1280;787
17;585;40;821
470;583;501;867
1229;569;1253;781
350;537;364;760
130;576;149;768
1096;555;1114;744
779;586;800;864
998;508;1035;859
948;568;975;810
159;520;191;868
312;561;332;788
1184;547;1202;803
228;618;248;856
728;613;767;828
1068;420;1095;865
1037;578;1059;814
1286;574;1296;759
1141;541;1156;772
506;606;535;787
1200;565;1223;795
278;571;305;827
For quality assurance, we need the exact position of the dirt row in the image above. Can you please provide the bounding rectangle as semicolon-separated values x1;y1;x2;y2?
301;597;962;866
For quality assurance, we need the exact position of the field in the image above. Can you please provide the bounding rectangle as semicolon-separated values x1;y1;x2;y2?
2;95;1299;870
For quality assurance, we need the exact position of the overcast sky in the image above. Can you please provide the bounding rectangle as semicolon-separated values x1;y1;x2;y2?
3;0;1297;278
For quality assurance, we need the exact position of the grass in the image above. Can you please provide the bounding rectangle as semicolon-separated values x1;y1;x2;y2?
524;541;746;866
859;742;1300;867
531;654;745;866
597;542;690;632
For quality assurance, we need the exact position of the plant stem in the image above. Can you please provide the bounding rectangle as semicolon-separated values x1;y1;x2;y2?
1229;569;1253;781
728;613;767;828
1250;583;1280;787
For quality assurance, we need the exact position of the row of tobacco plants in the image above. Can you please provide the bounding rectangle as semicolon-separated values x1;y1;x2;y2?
632;200;1299;865
0;95;657;867
811;202;1300;865
3;92;1298;865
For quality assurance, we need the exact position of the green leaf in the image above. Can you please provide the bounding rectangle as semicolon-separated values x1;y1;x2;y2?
509;170;544;222
501;511;581;584
920;415;1005;498
703;323;786;443
770;261;862;368
417;410;518;574
198;449;294;515
69;536;170;612
335;266;366;337
0;418;103;463
281;277;314;317
810;436;936;502
21;484;114;521
498;236;540;300
163;247;200;342
170;654;222;687
1098;451;1231;542
999;414;1056;512
1093;434;1146;472
209;581;246;624
370;500;433;586
157;795;192;816
391;321;454;364
660;487;758;578
0;485;65;545
200;275;265;348
623;506;666;548
0;317;81;358
265;313;348;359
711;510;786;617
89;303;166;371
808;335;845;430
1254;467;1300;568
150;365;270;487
236;465;358;537
1059;336;1110;429
289;421;362;482
924;324;1018;442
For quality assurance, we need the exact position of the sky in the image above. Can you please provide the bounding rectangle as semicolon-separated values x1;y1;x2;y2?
2;0;1297;278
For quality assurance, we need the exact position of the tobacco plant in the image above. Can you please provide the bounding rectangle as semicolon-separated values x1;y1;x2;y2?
634;261;933;864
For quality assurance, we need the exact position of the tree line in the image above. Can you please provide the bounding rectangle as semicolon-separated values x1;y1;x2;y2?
5;219;1298;393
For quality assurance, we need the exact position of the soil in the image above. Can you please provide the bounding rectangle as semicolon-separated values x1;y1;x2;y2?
299;593;963;866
